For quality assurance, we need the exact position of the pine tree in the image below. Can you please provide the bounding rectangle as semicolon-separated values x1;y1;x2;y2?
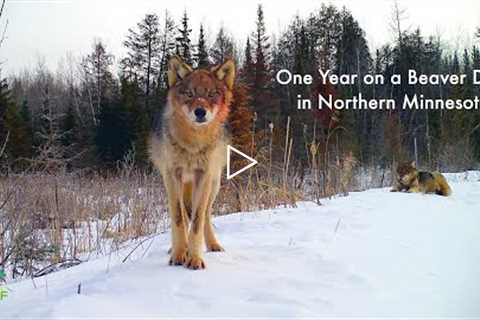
120;77;149;167
195;24;209;68
95;98;131;168
241;37;255;85
62;105;76;147
253;4;271;89
451;51;460;74
310;4;342;70
210;27;234;64
1;85;31;170
158;10;176;91
176;10;193;65
251;4;276;129
19;98;33;160
123;14;161;114
462;48;473;98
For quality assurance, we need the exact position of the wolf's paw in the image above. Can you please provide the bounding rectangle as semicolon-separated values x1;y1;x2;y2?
169;249;187;266
185;255;206;270
207;242;225;252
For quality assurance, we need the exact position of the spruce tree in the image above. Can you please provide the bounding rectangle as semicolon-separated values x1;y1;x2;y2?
253;4;271;89
251;4;276;129
123;14;161;114
176;10;193;65
120;77;149;167
19;98;33;160
62;105;76;147
211;27;235;65
195;24;209;68
241;37;255;85
0;78;10;154
158;10;176;91
95;98;131;168
1;82;31;170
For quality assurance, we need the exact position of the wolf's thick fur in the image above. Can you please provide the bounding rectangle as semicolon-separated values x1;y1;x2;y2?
149;56;235;269
391;161;452;196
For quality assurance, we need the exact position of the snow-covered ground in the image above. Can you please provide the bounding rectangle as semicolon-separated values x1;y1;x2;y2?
1;172;479;318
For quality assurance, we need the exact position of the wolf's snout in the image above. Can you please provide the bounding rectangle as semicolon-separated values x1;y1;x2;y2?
194;107;207;122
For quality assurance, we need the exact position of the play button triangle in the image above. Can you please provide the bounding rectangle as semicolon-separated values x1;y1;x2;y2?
226;145;258;180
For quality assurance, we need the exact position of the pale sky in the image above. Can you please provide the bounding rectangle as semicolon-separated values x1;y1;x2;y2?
1;0;479;76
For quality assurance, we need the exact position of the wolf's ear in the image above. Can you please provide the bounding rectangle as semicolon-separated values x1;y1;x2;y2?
168;55;193;87
411;161;416;168
212;59;235;90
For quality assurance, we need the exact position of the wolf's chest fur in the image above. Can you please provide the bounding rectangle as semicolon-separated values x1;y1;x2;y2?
150;123;228;183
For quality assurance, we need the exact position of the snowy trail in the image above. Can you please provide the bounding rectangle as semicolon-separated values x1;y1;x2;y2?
1;173;480;318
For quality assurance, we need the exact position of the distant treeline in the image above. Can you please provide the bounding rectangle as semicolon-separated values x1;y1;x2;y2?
1;3;480;174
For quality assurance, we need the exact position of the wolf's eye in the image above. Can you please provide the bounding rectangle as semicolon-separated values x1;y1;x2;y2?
184;90;194;98
208;90;219;98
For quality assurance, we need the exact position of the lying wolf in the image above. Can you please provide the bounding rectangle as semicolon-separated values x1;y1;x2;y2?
391;161;452;196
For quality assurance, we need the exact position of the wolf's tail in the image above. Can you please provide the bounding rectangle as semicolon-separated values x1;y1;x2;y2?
433;172;452;196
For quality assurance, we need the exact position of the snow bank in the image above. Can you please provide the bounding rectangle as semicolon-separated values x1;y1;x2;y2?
444;170;480;183
1;177;479;318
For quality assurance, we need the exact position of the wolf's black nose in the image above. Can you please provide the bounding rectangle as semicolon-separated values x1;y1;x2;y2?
194;107;206;120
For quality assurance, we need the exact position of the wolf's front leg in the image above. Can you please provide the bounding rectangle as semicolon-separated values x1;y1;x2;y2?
186;170;212;269
165;172;188;266
205;212;224;252
204;176;224;252
407;179;420;193
407;186;421;193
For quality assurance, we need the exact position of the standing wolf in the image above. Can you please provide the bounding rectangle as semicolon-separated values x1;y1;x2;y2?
391;161;452;196
149;56;235;270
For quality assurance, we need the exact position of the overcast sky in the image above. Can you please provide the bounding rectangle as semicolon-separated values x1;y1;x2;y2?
1;0;479;76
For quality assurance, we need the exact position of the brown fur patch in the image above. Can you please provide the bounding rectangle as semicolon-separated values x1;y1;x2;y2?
194;169;204;188
175;200;183;227
174;167;182;181
192;211;200;234
183;182;192;221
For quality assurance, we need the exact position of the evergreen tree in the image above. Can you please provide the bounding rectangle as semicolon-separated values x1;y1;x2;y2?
61;105;76;147
241;37;255;85
176;10;193;65
19;98;33;159
210;27;235;65
462;48;473;99
253;4;271;89
1;82;31;169
3;103;30;169
309;4;342;70
120;77;149;167
195;24;209;68
451;51;460;74
251;4;276;129
123;14;161;114
95;98;131;168
158;10;176;91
